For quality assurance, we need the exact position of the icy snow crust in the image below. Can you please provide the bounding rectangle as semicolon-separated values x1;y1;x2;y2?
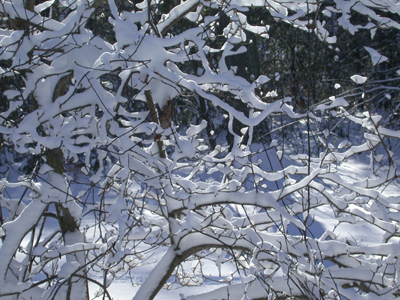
0;0;400;299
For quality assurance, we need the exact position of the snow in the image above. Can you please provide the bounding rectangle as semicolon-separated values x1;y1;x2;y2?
1;0;400;299
351;74;368;84
315;97;348;111
364;46;389;66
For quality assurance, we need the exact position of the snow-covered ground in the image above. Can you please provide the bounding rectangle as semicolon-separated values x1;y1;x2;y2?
83;154;400;300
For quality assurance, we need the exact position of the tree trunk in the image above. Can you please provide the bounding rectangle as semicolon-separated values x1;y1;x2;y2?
46;73;89;300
